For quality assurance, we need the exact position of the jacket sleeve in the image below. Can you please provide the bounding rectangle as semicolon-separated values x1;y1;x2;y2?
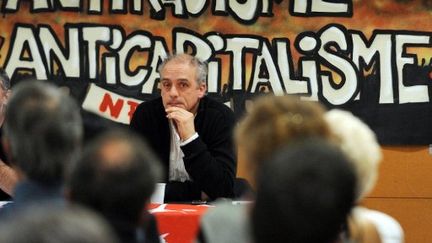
179;109;237;200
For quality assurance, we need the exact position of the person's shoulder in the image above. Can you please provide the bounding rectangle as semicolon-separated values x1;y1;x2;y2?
353;207;404;243
135;97;164;114
200;200;250;243
137;97;163;108
354;207;401;227
131;97;165;126
206;200;247;216
201;96;235;118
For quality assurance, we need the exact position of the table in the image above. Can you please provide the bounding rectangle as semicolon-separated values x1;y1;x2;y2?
148;203;212;243
1;201;249;243
1;201;210;243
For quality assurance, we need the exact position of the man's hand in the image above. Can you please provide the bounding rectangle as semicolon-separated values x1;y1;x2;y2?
165;107;196;141
0;160;19;196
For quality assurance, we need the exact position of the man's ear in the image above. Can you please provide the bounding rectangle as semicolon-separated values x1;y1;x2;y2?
198;83;207;98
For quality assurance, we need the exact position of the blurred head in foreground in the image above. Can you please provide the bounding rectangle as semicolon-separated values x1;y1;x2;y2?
325;109;382;201
252;138;357;243
67;129;162;240
3;80;82;185
235;95;332;186
0;203;118;243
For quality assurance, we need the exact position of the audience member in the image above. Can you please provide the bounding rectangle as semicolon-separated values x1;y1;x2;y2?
197;94;332;243
0;68;17;199
236;94;332;190
0;203;119;243
67;129;162;243
130;53;236;202
325;109;404;243
1;80;82;214
252;138;357;243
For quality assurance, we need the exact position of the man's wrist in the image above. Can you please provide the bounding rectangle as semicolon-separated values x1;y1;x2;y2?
180;132;199;146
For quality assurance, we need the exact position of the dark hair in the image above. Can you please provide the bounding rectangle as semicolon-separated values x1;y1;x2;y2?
67;129;162;225
0;203;119;243
3;80;82;184
252;138;357;243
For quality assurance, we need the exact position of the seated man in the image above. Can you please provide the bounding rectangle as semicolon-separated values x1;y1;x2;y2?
1;80;82;214
130;53;236;202
252;139;357;243
67;129;162;243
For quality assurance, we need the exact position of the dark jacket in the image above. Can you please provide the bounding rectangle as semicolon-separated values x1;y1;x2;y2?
130;96;236;202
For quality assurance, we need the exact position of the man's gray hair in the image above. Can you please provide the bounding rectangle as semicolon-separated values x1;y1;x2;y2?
0;68;10;90
4;80;83;184
157;53;208;85
0;203;118;243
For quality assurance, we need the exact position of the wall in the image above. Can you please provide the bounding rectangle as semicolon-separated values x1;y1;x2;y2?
238;145;432;243
363;146;432;243
2;1;432;145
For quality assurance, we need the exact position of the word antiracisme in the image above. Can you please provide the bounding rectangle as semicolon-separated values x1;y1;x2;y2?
1;0;352;23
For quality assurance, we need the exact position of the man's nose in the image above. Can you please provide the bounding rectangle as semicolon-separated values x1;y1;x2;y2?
168;85;178;96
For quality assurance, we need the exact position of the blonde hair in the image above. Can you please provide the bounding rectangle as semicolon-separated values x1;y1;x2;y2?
325;109;382;201
235;95;332;177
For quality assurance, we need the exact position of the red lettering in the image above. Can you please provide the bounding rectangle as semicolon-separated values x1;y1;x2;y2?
99;93;124;118
127;100;140;121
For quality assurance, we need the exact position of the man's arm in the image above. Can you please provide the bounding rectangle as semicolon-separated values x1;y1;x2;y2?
168;103;236;201
0;161;18;195
180;121;236;201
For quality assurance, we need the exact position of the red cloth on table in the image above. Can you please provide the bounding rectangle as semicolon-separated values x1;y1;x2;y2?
149;203;211;243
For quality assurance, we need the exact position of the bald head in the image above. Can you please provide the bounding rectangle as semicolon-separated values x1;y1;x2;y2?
67;129;162;224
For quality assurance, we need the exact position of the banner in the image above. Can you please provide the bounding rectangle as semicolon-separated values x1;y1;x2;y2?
1;0;432;144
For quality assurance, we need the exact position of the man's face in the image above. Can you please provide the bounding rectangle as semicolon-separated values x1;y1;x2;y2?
160;61;206;113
